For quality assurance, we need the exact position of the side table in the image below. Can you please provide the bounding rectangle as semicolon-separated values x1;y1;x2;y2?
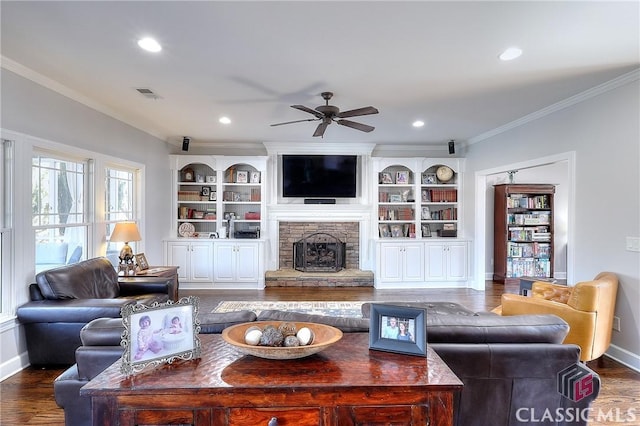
119;266;180;301
519;276;567;296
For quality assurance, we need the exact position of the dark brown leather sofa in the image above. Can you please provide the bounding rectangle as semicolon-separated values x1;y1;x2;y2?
54;302;600;426
16;257;175;365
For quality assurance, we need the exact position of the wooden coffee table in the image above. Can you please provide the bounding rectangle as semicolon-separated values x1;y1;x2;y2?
82;333;462;426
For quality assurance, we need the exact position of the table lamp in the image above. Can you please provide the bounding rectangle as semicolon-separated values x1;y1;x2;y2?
110;222;141;264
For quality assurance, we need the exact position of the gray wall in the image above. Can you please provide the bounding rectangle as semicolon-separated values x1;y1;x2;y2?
1;69;174;376
464;76;640;368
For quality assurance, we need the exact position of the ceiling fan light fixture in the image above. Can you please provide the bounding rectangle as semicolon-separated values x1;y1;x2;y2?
137;37;162;53
412;120;425;128
499;47;522;61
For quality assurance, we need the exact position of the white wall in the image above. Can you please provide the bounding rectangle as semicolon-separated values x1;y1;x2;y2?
465;75;640;369
0;69;175;377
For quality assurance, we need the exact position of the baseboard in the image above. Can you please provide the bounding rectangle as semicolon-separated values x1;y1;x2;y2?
0;351;30;382
605;344;640;373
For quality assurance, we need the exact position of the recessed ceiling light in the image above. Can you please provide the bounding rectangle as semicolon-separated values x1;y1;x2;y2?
499;47;522;61
412;120;425;128
137;37;162;53
219;117;231;125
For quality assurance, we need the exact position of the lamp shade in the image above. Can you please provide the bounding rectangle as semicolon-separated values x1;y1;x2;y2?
110;222;141;243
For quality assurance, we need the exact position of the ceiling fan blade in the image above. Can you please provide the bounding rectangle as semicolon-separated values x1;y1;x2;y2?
336;119;375;133
336;106;379;118
291;104;324;119
313;121;329;137
270;118;319;127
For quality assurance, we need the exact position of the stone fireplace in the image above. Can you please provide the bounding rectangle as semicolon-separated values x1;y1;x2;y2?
278;222;359;270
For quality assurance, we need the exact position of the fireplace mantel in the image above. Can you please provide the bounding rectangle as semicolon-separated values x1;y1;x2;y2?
265;204;374;271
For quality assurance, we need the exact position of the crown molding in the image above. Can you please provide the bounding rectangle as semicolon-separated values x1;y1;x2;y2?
468;68;640;145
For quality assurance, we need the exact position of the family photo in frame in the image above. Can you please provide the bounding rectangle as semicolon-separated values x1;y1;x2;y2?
120;296;201;375
369;304;427;357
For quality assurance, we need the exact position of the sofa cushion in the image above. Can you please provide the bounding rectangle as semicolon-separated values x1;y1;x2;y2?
257;310;370;332
199;311;258;334
427;314;569;344
36;257;119;299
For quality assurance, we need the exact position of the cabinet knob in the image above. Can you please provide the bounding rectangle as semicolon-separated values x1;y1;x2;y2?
267;417;278;426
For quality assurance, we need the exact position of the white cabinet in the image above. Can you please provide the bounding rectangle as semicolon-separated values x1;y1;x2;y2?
213;241;262;286
165;240;213;283
424;241;468;281
377;242;424;283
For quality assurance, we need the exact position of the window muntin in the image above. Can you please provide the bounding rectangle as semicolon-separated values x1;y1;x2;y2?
105;167;137;266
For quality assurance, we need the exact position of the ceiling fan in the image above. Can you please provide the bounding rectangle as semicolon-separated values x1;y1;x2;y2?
270;92;379;137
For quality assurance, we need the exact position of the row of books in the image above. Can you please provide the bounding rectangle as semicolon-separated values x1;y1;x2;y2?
507;212;550;225
378;206;414;221
508;226;551;242
507;258;551;278
507;194;550;209
507;242;551;258
422;189;457;202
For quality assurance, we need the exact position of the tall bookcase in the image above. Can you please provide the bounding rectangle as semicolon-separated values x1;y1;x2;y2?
493;184;555;284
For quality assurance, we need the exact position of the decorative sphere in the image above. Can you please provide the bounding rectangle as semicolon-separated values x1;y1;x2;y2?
244;329;262;346
296;327;315;346
278;322;297;337
260;327;284;347
283;335;301;347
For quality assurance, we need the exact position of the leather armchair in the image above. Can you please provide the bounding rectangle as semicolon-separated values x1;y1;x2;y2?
495;272;618;361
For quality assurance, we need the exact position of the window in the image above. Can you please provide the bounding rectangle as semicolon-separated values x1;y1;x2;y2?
32;154;87;273
105;167;137;266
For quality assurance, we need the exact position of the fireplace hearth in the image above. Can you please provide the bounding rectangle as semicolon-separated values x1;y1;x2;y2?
294;232;346;272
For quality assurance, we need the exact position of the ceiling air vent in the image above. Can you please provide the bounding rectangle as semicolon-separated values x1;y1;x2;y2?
135;88;161;100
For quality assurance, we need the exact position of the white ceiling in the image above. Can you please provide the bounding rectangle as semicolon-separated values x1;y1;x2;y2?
1;1;638;151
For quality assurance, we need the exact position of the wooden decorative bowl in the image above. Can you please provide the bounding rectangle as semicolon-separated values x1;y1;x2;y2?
221;321;343;360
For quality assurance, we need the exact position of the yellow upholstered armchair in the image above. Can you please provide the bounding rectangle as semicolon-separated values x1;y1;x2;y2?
494;272;618;362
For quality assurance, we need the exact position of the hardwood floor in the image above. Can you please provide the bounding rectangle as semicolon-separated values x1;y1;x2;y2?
1;282;638;425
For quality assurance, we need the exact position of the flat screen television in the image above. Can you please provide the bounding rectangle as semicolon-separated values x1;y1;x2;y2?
282;155;358;198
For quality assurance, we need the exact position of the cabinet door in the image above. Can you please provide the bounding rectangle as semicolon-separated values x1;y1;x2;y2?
446;242;468;280
236;243;259;282
425;243;446;281
213;242;236;281
167;242;190;281
379;244;403;282
189;242;213;282
403;243;424;282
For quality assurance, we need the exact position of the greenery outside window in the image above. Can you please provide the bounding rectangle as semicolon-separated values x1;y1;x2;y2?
32;154;87;273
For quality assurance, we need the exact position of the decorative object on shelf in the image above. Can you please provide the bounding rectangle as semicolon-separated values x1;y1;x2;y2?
134;253;149;271
440;223;457;237
422;173;437;185
201;186;210;197
209;191;217;201
436;166;454;183
507;170;518;184
196;174;205;183
178;222;196;238
378;224;391;238
421;206;431;220
396;171;409;184
206;175;216;183
421;189;430;202
379;172;394;184
120;296;201;376
368;304;427;357
421;224;431;237
182;167;195;182
221;321;343;360
111;221;142;265
250;171;261;183
236;170;248;183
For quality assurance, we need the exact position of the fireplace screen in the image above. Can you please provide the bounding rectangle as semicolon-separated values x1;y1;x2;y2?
293;232;346;272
